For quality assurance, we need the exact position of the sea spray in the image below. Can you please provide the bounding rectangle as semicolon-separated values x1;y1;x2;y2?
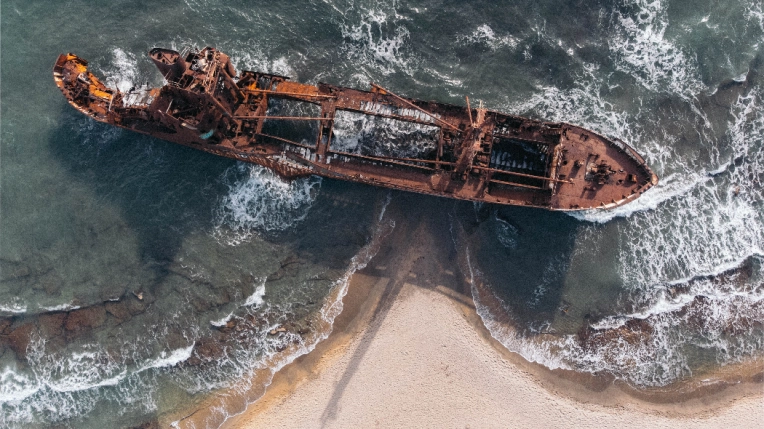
214;163;322;244
609;0;706;97
339;7;417;77
102;48;139;94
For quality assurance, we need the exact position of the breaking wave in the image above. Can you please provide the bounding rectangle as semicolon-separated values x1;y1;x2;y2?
0;335;193;426
468;83;764;386
467;247;763;387
458;24;520;51
214;163;322;244
510;62;643;146
101;48;139;94
609;0;706;98
0;298;27;315
178;193;396;428
339;6;418;80
617;87;763;292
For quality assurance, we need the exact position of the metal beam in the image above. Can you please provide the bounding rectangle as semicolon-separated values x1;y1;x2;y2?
235;115;328;120
489;179;544;190
328;150;437;171
478;166;572;184
369;83;460;132
244;89;335;99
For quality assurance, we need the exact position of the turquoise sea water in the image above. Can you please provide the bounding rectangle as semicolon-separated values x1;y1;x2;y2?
1;0;762;427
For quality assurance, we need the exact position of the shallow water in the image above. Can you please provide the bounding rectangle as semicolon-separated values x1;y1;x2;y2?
1;0;762;427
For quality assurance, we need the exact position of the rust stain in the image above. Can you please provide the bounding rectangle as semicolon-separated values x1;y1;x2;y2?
53;47;658;211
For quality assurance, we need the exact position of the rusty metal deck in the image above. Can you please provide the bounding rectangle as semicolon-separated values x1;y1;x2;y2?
53;47;657;211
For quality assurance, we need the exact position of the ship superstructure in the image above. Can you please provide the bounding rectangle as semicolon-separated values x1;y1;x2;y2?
54;47;657;210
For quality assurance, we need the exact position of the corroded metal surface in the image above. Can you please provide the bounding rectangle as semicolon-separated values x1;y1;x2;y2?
53;47;658;210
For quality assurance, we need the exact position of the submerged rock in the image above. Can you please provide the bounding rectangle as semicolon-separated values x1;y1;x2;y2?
105;301;132;323
65;306;107;332
3;322;36;360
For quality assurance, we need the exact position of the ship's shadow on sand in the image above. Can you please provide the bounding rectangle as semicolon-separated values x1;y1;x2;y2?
319;192;578;424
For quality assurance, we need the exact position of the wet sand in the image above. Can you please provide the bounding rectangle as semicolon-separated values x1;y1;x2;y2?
219;199;764;429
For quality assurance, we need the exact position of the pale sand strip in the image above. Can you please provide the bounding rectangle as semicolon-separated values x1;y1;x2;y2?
223;280;763;429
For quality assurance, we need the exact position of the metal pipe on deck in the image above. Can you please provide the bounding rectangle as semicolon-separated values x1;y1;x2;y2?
477;166;572;184
235;115;329;121
244;89;336;99
370;83;460;132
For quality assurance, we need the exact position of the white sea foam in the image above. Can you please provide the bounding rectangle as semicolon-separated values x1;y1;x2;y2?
422;66;464;90
579;269;763;384
570;169;709;223
746;2;764;39
494;214;518;250
465;251;570;371
462;80;764;384
214;164;322;244
29;345;126;394
511;63;642;144
733;71;748;83
50;369;128;393
189;193;396;429
472;85;764;386
39;303;81;312
609;0;705;98
1;337;158;426
617;87;763;293
210;312;234;328
242;278;266;307
597;271;764;329
0;366;39;402
470;251;763;386
458;24;519;51
0;319;210;425
229;49;295;78
0;297;27;314
102;48;138;94
340;8;416;76
140;344;195;371
0;365;157;426
509;62;685;225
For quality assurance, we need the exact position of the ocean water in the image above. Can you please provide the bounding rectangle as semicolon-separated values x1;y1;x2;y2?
1;0;762;427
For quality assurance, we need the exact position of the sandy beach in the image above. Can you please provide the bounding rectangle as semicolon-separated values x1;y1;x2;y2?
216;199;764;429
221;277;762;428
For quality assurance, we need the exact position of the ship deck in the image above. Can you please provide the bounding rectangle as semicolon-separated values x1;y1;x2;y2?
53;47;657;211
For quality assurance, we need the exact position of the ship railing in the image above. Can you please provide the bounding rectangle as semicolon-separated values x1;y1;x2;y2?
255;132;315;150
326;150;442;172
488;178;545;190
475;165;568;185
611;138;647;166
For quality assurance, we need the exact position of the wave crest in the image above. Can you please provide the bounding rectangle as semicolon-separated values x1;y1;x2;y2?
214;164;321;244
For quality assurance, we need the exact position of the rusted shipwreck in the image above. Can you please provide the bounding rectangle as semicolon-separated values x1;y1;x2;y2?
53;47;657;210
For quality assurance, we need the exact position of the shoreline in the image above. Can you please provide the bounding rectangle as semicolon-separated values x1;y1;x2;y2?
221;274;762;428
213;197;763;428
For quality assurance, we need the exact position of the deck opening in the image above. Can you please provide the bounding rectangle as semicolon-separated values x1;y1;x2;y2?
331;110;439;159
259;98;321;147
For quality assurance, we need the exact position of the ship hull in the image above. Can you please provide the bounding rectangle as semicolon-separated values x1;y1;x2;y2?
53;48;657;211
